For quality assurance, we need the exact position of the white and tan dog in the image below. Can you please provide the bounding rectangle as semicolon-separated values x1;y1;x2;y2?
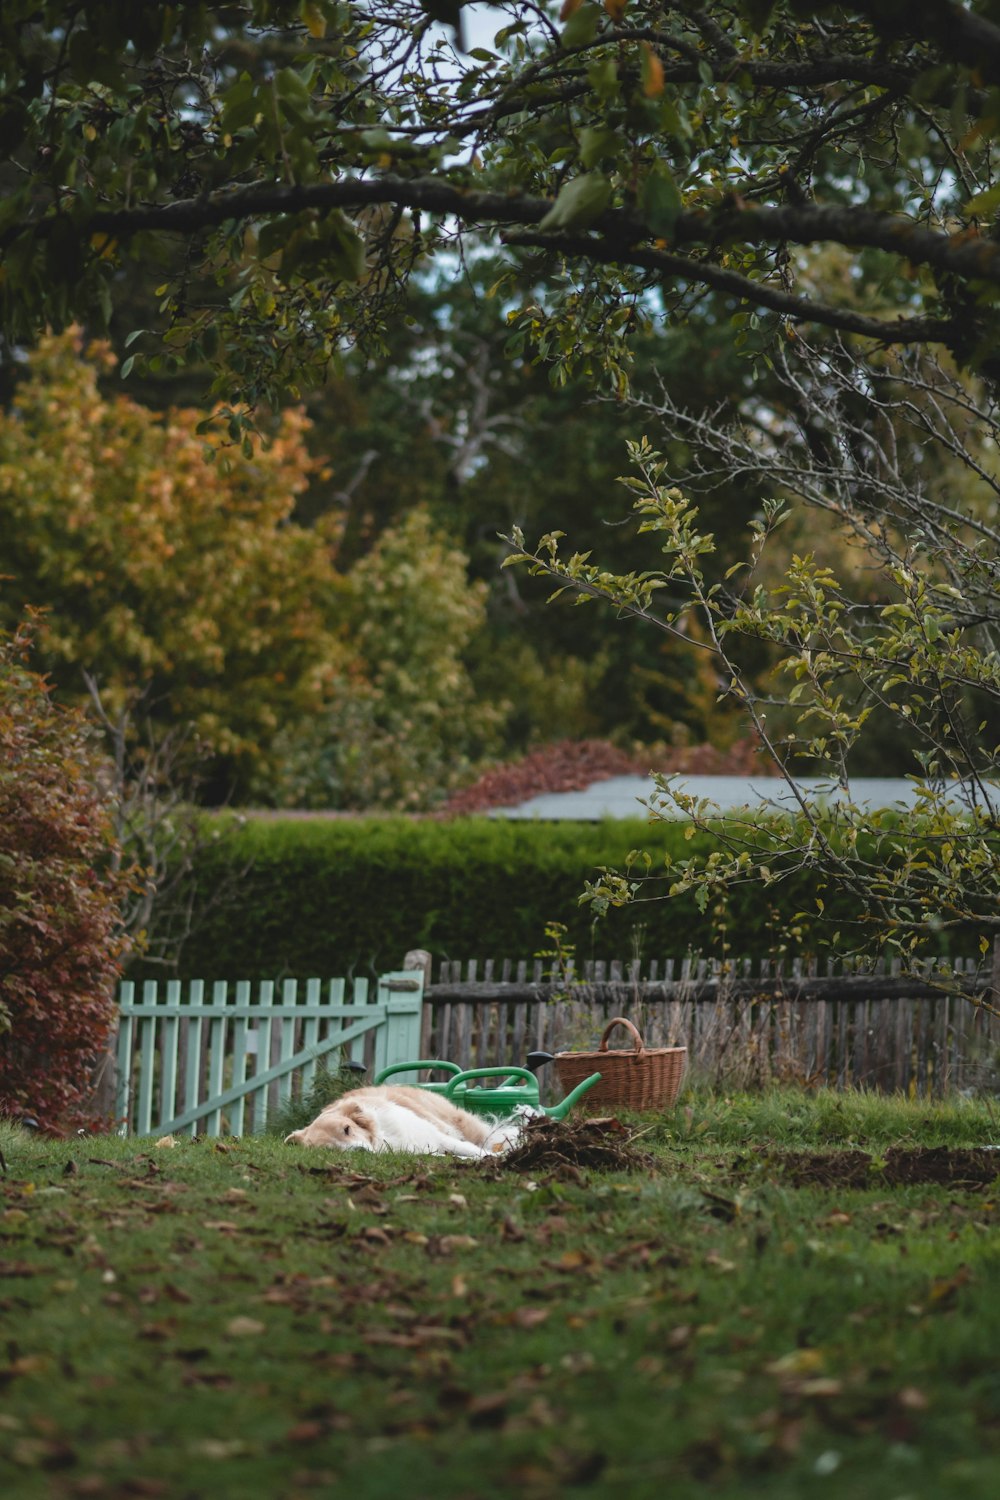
284;1084;519;1159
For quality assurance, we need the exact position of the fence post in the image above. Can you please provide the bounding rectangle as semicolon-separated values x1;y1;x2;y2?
404;949;433;991
372;955;427;1080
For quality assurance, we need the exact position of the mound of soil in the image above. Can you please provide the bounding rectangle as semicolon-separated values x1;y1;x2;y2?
735;1146;1000;1190
491;1115;655;1177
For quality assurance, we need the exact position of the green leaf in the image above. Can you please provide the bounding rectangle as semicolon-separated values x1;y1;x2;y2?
539;172;612;231
638;163;682;237
579;127;622;168
275;68;313;108
325;211;366;281
562;3;601;48
963;182;1000;219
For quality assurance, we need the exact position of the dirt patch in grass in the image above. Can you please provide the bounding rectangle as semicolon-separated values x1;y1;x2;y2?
733;1145;1000;1189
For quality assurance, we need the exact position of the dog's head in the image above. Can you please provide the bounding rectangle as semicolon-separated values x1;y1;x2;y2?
284;1098;377;1150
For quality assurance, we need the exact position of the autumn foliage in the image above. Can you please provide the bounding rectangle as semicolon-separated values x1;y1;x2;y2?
0;330;345;799
0;618;133;1123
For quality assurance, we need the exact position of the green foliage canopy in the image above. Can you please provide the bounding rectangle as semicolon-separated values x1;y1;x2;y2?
4;2;1000;412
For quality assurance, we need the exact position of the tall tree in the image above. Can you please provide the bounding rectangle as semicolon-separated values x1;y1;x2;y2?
0;329;345;800
3;2;1000;415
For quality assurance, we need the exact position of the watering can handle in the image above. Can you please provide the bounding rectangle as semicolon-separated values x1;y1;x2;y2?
444;1066;537;1097
374;1060;463;1085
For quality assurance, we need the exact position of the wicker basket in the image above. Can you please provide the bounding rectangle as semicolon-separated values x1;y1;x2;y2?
554;1017;687;1111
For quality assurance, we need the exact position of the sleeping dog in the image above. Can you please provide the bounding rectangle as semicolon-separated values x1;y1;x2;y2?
284;1084;519;1158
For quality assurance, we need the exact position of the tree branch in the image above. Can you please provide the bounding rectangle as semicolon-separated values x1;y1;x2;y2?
853;0;1000;86
501;232;952;344
15;176;1000;301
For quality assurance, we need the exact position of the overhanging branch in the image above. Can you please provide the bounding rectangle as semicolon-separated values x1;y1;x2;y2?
502;231;952;343
853;0;1000;86
71;182;1000;289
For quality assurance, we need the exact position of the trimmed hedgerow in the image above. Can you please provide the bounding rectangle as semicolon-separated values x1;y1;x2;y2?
141;814;867;981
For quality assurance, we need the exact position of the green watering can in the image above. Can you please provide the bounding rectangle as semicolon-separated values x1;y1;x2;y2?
373;1058;602;1121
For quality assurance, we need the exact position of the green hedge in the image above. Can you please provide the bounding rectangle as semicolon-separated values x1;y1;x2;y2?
141;815;863;981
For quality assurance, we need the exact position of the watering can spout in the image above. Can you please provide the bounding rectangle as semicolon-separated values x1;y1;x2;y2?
544;1071;602;1120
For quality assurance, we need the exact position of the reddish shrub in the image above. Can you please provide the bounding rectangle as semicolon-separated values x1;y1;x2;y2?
442;735;776;815
0;617;132;1125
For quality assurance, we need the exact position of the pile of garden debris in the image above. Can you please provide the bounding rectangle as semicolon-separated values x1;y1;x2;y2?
493;1115;654;1178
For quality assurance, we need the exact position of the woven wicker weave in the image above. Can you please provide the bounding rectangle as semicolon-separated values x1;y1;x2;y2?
554;1017;687;1111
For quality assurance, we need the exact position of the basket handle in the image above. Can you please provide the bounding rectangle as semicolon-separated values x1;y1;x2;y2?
598;1016;646;1055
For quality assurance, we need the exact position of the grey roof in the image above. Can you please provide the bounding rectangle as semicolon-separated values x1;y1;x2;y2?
488;774;983;820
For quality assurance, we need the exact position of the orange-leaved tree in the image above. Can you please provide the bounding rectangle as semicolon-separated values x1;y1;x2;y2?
0;330;347;800
0;616;134;1124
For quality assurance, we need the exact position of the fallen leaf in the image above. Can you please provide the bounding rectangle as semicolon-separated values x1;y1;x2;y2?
765;1349;825;1377
190;1439;249;1459
466;1392;509;1428
798;1378;844;1398
138;1321;176;1342
548;1249;596;1272
511;1307;550;1329
928;1265;972;1305
226;1316;265;1338
0;1354;48;1383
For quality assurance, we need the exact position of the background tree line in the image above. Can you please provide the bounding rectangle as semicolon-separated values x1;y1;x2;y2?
6;0;1000;1126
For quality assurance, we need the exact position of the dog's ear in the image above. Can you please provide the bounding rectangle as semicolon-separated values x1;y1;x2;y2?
284;1129;306;1145
337;1104;375;1143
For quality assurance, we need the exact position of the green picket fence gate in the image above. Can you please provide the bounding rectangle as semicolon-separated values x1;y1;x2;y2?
115;971;424;1138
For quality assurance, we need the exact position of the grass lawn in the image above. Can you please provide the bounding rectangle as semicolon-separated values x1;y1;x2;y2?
2;1089;1000;1500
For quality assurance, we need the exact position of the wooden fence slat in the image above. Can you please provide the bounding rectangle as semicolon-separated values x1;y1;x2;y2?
115;981;135;1129
206;981;228;1135
230;981;252;1135
300;978;321;1099
276;979;298;1113
183;980;205;1138
137;980;158;1136
252;980;274;1130
159;980;181;1130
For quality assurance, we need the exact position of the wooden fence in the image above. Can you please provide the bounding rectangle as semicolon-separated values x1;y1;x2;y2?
415;953;1000;1097
115;971;424;1137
